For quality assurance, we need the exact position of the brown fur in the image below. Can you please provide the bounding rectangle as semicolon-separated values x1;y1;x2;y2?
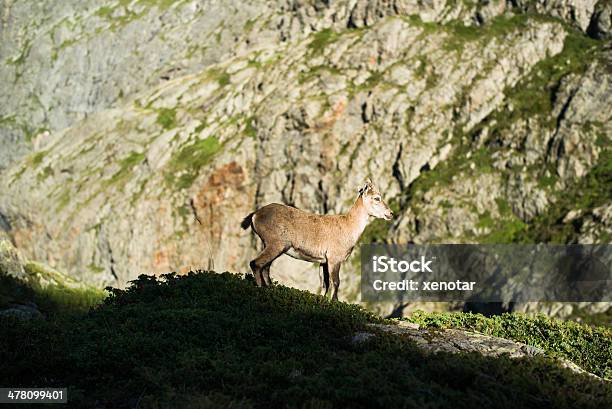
242;180;392;300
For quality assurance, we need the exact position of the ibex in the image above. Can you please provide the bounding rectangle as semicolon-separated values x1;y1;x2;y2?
240;179;393;300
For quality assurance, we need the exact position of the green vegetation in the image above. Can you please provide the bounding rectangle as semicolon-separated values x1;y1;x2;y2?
37;165;54;182
94;6;115;20
217;71;231;86
194;120;208;134
401;25;608;244
404;143;496;214
0;272;609;408
156;107;177;130
244;18;257;32
205;67;231;86
307;28;338;55
29;151;46;167
298;65;343;85
443;14;535;51
0;265;106;315
244;116;258;138
517;148;611;243
106;151;145;187
164;136;221;189
7;38;31;66
404;311;612;379
476;198;528;243
139;0;181;11
568;307;612;328
95;0;180;25
497;31;601;131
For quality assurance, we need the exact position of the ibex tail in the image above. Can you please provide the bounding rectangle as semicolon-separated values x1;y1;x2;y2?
240;212;255;230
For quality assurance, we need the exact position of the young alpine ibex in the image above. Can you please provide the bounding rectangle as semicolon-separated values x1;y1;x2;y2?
240;178;393;300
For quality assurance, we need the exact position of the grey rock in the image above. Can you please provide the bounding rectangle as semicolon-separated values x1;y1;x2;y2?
351;332;376;345
512;0;599;32
0;237;27;279
370;322;598;378
588;0;612;39
0;302;43;320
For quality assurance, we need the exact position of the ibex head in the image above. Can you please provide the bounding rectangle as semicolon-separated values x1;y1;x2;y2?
359;178;393;220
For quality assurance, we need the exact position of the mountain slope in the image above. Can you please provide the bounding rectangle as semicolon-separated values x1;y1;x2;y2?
0;1;610;312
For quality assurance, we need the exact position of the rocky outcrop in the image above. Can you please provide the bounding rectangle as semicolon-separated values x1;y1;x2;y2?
366;321;597;377
0;234;27;280
588;0;612;39
0;302;43;320
0;1;609;318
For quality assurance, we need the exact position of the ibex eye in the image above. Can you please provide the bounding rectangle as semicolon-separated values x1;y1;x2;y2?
374;197;381;202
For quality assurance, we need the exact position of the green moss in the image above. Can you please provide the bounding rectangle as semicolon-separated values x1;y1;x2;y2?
443;14;535;52
243;116;257;139
56;189;72;212
94;0;176;32
95;6;115;19
165;136;221;189
204;67;231;87
480;218;527;243
194;120;207;134
9;166;27;186
140;0;180;10
247;58;262;69
361;71;385;89
405;311;612;379
403;14;438;35
494;198;511;215
29;151;46;167
37;165;54;182
0;115;17;127
298;65;342;85
88;264;105;274
473;198;527;243
156;108;177;130
217;71;231;86
244;18;256;32
7;38;31;66
413;56;428;79
307;28;338;55
106;151;145;187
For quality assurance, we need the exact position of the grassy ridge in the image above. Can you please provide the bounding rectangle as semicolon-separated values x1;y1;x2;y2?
404;311;612;379
0;272;609;408
0;267;107;315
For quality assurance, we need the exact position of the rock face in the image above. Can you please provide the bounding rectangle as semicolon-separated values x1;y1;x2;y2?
369;321;596;377
588;0;612;39
0;1;610;316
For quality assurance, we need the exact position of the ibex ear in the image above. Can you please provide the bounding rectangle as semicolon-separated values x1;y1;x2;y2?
358;181;370;196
